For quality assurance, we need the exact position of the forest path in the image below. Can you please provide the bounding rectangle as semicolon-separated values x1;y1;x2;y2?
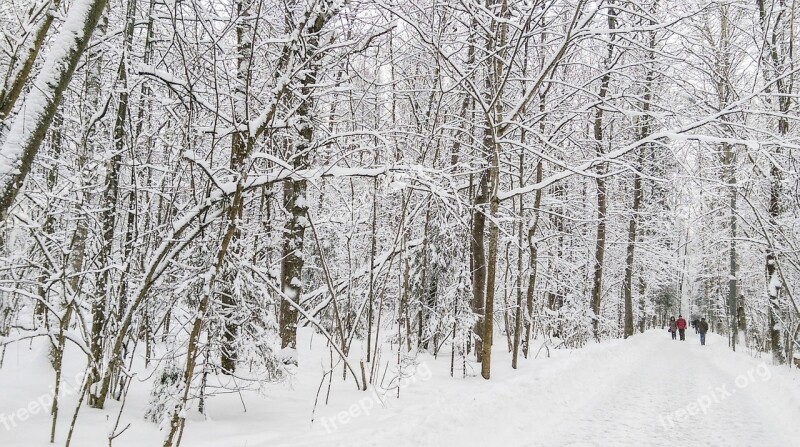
292;329;800;447
538;330;795;446
4;329;800;447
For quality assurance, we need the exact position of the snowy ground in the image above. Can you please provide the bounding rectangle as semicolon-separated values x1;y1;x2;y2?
2;329;799;447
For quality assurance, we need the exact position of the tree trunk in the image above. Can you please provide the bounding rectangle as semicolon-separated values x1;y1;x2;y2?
590;1;616;338
280;3;334;351
622;148;644;339
89;0;137;407
623;2;656;339
279;176;307;351
35;112;62;323
0;0;63;121
163;185;245;447
756;0;790;365
523;158;543;357
220;0;254;374
480;0;509;380
470;172;488;361
0;0;110;222
512;167;524;368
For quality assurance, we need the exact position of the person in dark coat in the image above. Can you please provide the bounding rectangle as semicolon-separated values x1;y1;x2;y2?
668;316;677;340
698;317;709;345
676;315;688;341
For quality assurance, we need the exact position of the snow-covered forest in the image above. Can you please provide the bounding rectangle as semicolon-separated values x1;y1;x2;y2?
1;0;800;446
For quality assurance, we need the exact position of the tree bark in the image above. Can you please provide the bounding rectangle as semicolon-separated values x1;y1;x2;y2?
163;184;245;447
89;0;137;407
220;0;255;374
279;3;335;351
523;158;543;357
0;0;63;121
623;1;658;339
279;176;307;350
590;1;616;338
622;148;644;339
480;0;510;380
0;0;110;222
471;172;488;361
756;0;790;365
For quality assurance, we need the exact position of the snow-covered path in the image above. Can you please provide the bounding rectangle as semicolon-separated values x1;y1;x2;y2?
538;332;796;447
292;330;800;447
3;330;800;447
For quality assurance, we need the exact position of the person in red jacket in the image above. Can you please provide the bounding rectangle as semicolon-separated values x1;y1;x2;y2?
676;315;688;341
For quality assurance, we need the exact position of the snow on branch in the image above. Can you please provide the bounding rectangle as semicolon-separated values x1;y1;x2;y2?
497;96;777;201
183;149;459;202
301;237;425;316
0;0;109;221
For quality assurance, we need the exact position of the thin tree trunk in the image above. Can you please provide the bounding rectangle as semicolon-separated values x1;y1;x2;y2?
163;183;245;447
726;144;739;350
756;0;791;365
89;0;137;407
623;148;644;339
35;112;62;323
590;1;617;339
366;178;377;362
471;172;488;361
512;172;524;368
767;174;785;362
481;0;510;380
418;206;432;349
523;158;543;358
623;3;657;339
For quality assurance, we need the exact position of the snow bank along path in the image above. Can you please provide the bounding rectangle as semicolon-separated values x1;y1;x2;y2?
290;330;800;447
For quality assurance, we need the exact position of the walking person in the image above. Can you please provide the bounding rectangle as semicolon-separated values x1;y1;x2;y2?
668;316;677;340
698;317;709;345
676;315;687;341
